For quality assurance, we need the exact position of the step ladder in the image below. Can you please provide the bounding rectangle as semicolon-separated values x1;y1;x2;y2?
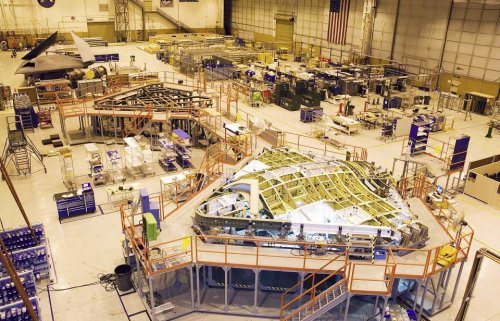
20;112;34;132
13;148;31;175
347;234;375;263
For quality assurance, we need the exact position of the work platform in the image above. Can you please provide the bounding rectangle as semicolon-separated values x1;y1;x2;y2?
120;155;472;321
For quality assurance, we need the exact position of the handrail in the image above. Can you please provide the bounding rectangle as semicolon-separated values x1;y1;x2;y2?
280;263;350;321
282;278;349;321
281;252;344;300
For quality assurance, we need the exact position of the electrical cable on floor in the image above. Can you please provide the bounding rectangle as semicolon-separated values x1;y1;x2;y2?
37;273;117;293
46;280;100;292
97;273;117;292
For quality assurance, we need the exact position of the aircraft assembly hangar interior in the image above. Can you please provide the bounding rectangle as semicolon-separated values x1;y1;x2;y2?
0;0;499;320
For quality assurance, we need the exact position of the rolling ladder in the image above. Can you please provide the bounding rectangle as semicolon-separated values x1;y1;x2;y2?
1;116;46;176
347;234;375;264
13;148;31;175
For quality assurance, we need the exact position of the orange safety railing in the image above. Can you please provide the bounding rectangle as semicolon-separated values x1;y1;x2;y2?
159;143;225;221
401;136;468;175
348;262;396;296
194;234;347;272
122;103;153;137
120;173;475;280
157;70;201;91
121;205;474;284
278;131;369;162
387;247;439;279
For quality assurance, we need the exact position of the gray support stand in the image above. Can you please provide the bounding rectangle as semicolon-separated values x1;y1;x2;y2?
253;269;259;314
382;296;389;320
413;280;421;310
343;295;351;321
418;278;430;321
451;261;465;303
371;295;380;321
196;265;201;308
124;238;131;266
224;267;229;312
430;272;444;313
298;272;305;307
190;266;195;309
149;276;156;321
440;266;454;309
445;173;452;191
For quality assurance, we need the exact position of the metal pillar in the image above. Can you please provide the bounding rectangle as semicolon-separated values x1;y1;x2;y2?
418;278;430;321
190;266;195;309
224;267;228;312
253;269;259;314
439;266;454;309
0;239;39;321
412;280;421;310
297;272;305;307
196;265;201;308
149;275;156;321
343;295;351;321
382;296;389;320
430;272;444;313
371;295;380;320
450;260;465;303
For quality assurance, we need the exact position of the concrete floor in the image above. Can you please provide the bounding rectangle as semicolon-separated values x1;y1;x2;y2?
0;43;499;321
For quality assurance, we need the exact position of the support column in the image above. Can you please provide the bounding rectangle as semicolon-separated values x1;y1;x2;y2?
371;295;380;320
149;275;156;321
439;266;453;309
298;272;305;306
196;265;201;308
451;261;465;303
343;295;351;321
224;267;229;312
431;271;445;314
418;278;430;321
412;280;421;310
190;266;195;309
381;296;389;321
253;269;259;314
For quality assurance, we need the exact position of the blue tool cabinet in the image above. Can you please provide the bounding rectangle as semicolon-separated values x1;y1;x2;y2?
54;183;96;221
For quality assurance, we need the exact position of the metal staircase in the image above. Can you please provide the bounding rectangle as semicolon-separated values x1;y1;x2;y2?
129;0;193;33
13;148;30;175
123;105;153;137
2;116;46;176
154;8;193;33
289;280;349;321
280;255;350;321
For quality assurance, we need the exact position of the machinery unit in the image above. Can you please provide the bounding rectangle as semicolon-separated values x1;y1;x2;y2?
274;82;301;111
296;79;322;107
143;213;160;242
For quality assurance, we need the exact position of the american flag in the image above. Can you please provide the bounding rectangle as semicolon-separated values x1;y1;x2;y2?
327;0;351;45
